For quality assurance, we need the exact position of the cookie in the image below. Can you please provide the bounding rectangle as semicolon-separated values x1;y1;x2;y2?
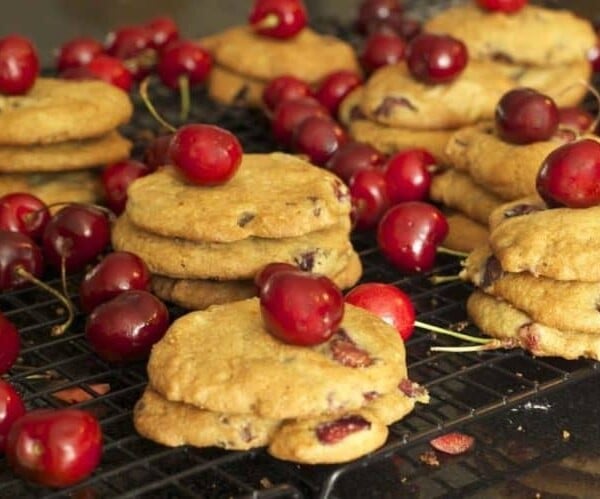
467;291;600;360
147;298;407;419
487;195;546;230
151;249;362;310
463;245;600;334
359;62;512;129
364;380;429;426
0;131;131;173
207;65;265;107
126;154;351;243
430;169;503;225
442;212;489;253
0;78;133;145
489;204;600;282
112;214;353;280
424;3;595;67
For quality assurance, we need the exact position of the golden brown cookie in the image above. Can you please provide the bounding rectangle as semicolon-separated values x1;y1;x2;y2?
443;213;489;254
338;86;366;126
207;65;265;107
487;195;546;230
0;78;132;145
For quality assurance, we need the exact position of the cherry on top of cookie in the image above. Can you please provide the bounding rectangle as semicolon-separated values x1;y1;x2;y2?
249;0;308;39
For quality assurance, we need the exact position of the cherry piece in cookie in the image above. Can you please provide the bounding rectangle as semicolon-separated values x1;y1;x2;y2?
316;415;371;444
315;70;363;116
263;75;313;112
349;169;390;230
361;32;406;73
56;37;104;73
0;314;20;375
384;148;434;204
0;35;39;95
101;159;151;215
406;33;468;85
249;0;308;39
0;193;50;241
0;380;25;453
475;0;527;13
327;141;386;184
292;116;348;166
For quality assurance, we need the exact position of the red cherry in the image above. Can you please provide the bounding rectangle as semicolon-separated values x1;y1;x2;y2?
361;32;406;73
0;193;50;241
0;35;39;95
249;0;308;39
0;380;26;453
326;141;386;184
536;139;600;208
101;160;151;215
475;0;528;13
377;202;448;273
292;116;348;166
168;124;243;186
495;88;559;145
85;290;169;362
144;134;173;171
42;204;111;273
588;41;600;73
146;16;179;50
0;230;43;290
79;251;151;313
558;107;594;133
271;96;329;146
56;37;104;73
406;33;468;84
105;25;152;60
6;409;102;487
0;314;20;375
349;169;390;230
254;262;298;290
259;270;344;346
156;40;213;90
356;0;403;35
78;55;133;92
384;148;434;204
262;75;313;112
345;283;415;340
315;71;363;116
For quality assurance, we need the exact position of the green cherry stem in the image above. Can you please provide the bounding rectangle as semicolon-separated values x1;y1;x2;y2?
414;320;491;344
437;246;469;258
139;77;177;133
429;274;460;285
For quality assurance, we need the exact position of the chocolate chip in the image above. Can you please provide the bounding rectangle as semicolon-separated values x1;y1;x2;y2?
491;51;515;64
295;251;316;271
454;138;469;147
240;424;253;443
480;256;503;289
313;206;322;217
233;85;250;105
349;105;367;121
316;415;371;445
503;203;544;219
237;212;255;227
363;391;380;402
375;96;418;118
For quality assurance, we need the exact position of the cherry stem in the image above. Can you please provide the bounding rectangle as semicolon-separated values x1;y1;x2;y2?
414;320;490;344
14;267;74;337
139;77;177;133
43;202;116;222
178;74;191;121
437;246;468;258
429;274;460;285
60;254;69;298
254;13;280;29
430;340;506;353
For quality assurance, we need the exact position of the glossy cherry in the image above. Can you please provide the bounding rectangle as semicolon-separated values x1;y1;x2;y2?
377;202;448;273
168;124;243;185
259;270;344;346
326;141;386;184
536;139;600;208
475;0;528;13
144;134;173;171
0;35;39;95
292;115;348;166
0;230;43;290
85;290;169;362
558;107;594;133
272;96;329;145
101;159;151;215
146;16;179;50
262;75;313;112
0;380;26;453
495;88;559;145
156;40;213;89
42;204;111;273
345;283;415;340
588;41;600;73
356;0;403;34
6;408;102;487
76;55;133;92
56;37;104;73
249;0;308;39
0;193;50;241
361;32;406;73
105;25;152;60
254;262;298;290
406;33;468;84
349;169;390;230
315;71;363;117
79;251;151;313
0;314;20;375
384;148;434;204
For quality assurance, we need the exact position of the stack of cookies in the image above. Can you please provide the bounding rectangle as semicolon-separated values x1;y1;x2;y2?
199;26;360;107
112;152;362;310
461;197;600;360
134;297;428;463
0;78;132;205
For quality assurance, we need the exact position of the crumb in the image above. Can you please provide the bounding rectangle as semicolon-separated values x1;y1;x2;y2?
451;321;470;332
535;493;541;499
401;477;407;483
517;425;523;432
515;372;523;378
562;430;570;440
260;478;273;488
419;450;440;467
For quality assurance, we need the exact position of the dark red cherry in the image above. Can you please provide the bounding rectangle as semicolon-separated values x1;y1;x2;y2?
6;409;102;487
262;75;313;112
361;32;406;73
259;270;344;346
78;55;133;92
101;160;151;215
356;0;403;35
105;25;152;60
406;33;468;84
85;290;169;362
0;314;20;375
292;115;348;166
377;202;448;273
326;141;386;184
0;230;43;290
315;70;363;116
42;204;110;273
345;283;415;340
384;148;434;204
475;0;528;13
558;107;594;133
249;0;308;39
56;37;104;73
349;170;390;230
0;193;50;241
79;251;151;313
588;41;600;73
536;139;600;208
168;124;243;186
146;16;179;50
0;35;39;95
144;134;173;171
495;88;559;144
156;40;213;90
272;96;329;146
0;380;25;453
254;262;299;290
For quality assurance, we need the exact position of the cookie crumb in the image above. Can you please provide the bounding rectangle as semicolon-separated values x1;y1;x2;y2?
419;450;440;467
562;430;570;440
260;477;273;489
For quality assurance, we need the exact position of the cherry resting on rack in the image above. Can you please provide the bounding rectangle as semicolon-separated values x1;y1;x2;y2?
349;169;390;230
0;230;43;290
272;96;329;145
292;115;348;166
315;70;363;116
0;380;26;453
101;159;151;215
384;148;434;204
0;193;50;241
327;141;386;184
